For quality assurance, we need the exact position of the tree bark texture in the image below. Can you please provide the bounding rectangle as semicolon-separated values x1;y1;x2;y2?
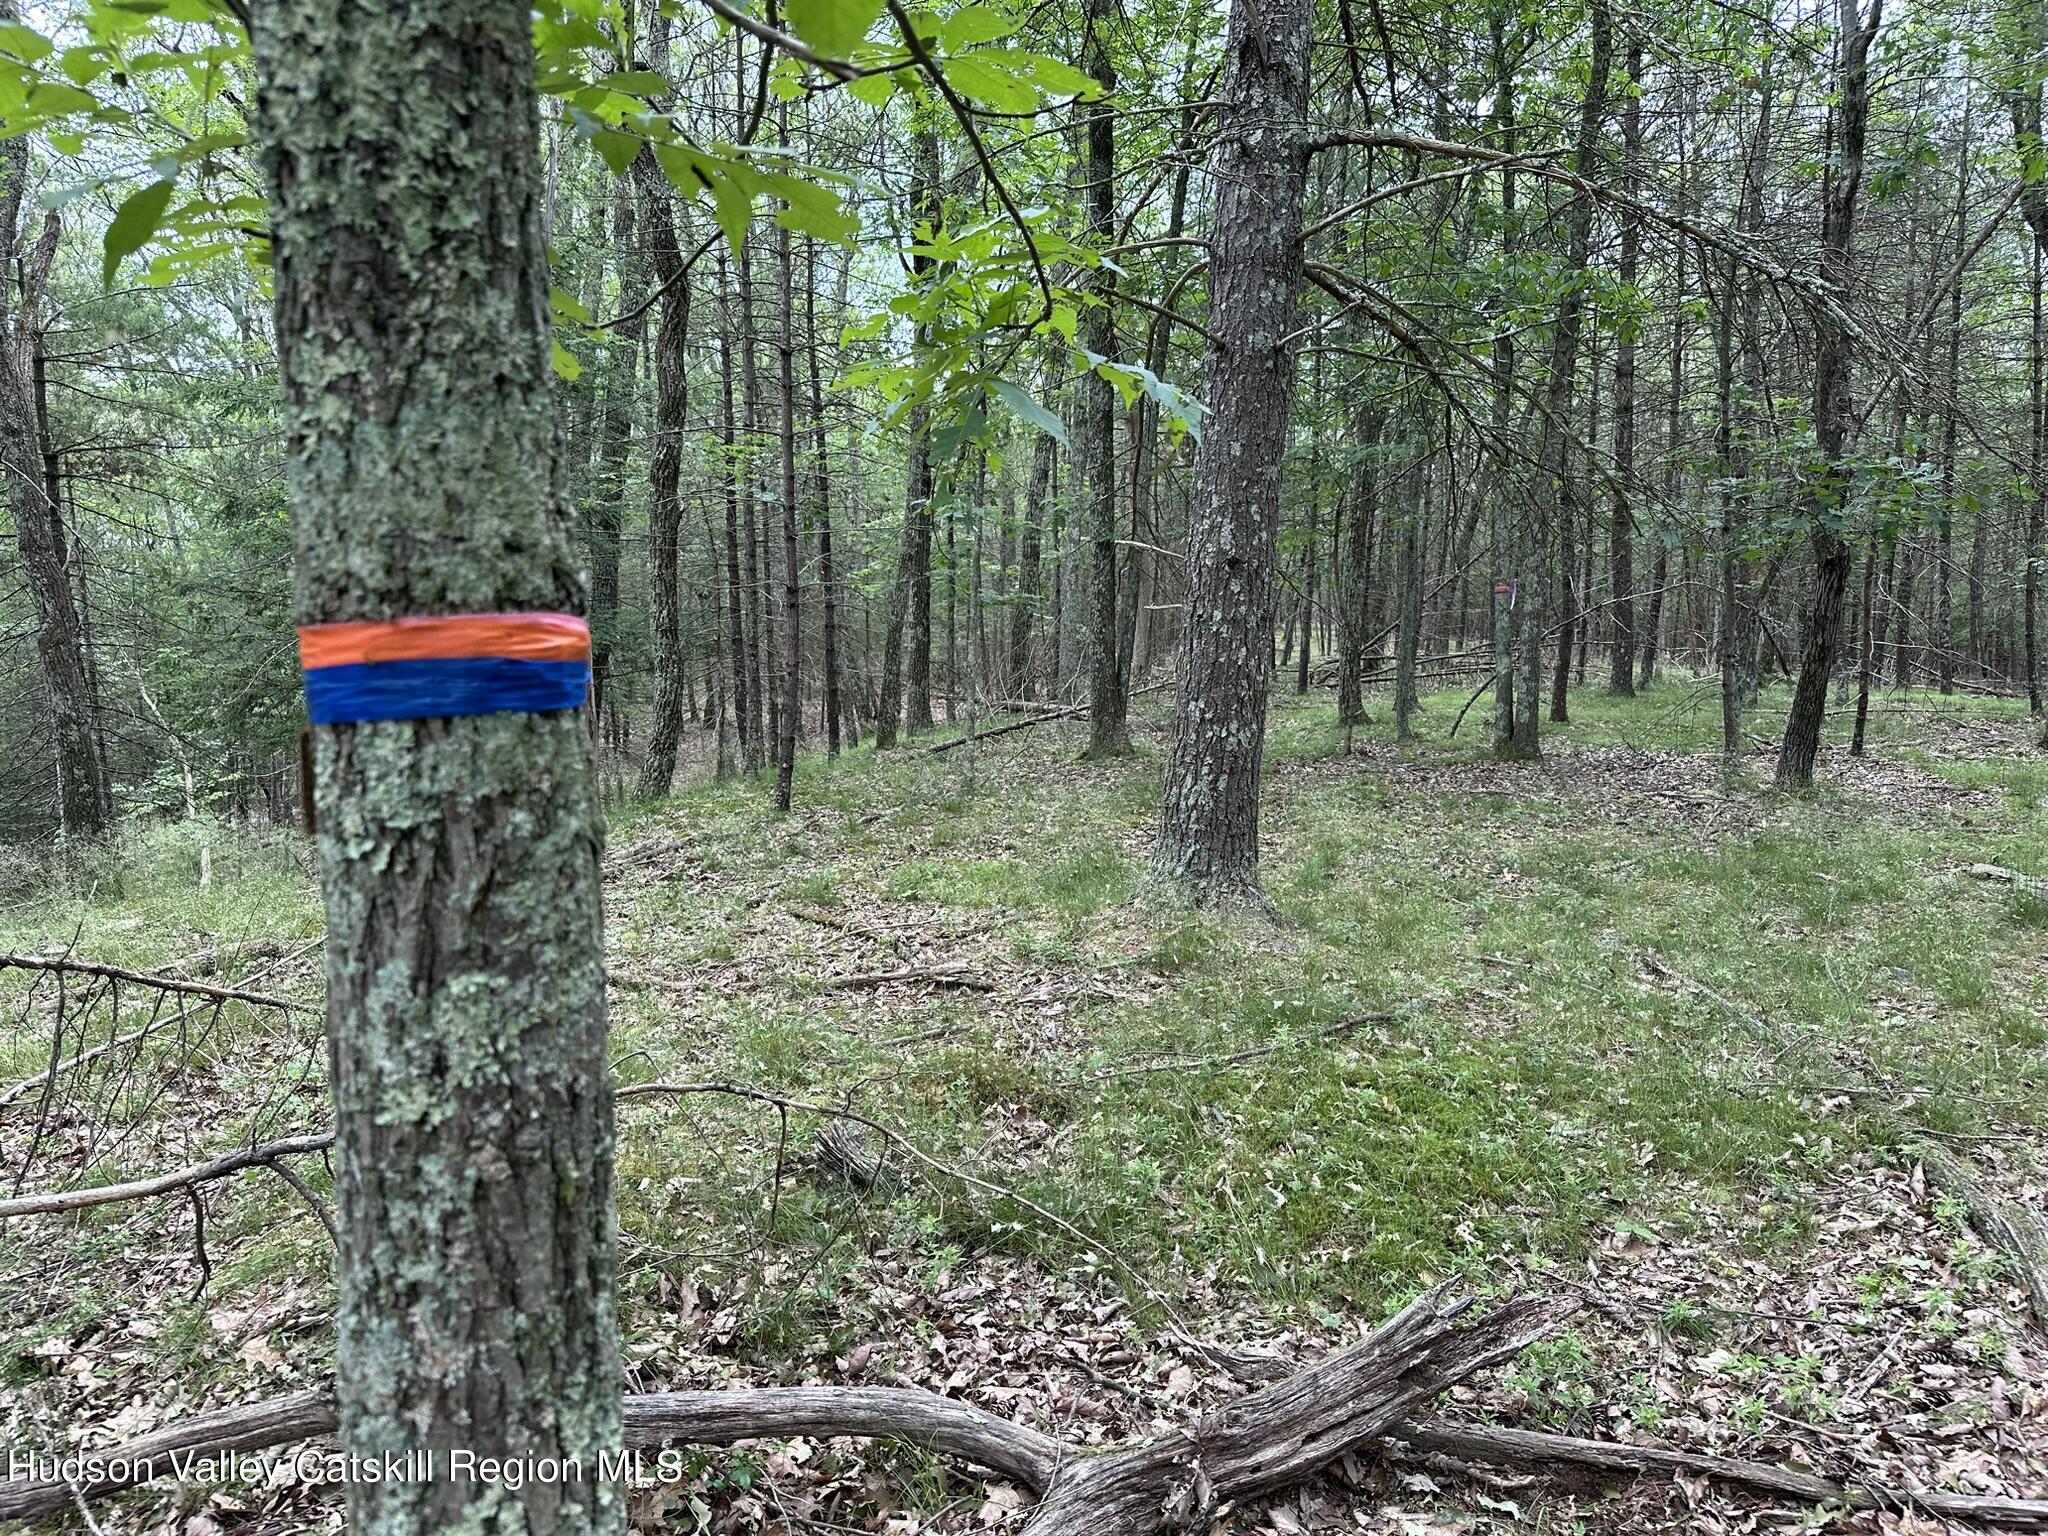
1777;0;1882;789
248;4;622;1532
1151;0;1313;907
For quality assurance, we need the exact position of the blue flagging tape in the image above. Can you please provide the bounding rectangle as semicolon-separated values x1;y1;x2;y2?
303;657;590;725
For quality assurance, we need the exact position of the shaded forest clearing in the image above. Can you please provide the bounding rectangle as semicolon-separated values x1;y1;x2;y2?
2;681;2044;1533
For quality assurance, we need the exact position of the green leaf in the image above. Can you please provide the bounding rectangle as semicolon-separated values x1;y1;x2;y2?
939;3;1016;49
845;68;897;106
591;128;641;174
0;23;52;62
989;377;1064;444
605;69;668;96
102;178;174;286
26;80;98;117
1008;49;1097;98
783;0;884;59
551;338;582;381
941;52;1036;111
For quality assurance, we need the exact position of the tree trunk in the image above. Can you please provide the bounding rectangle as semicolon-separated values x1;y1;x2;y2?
717;252;752;771
631;101;690;800
1297;483;1319;696
774;102;801;813
738;239;769;771
2032;239;2045;718
1150;0;1312;909
1394;501;1423;741
1715;263;1743;774
1080;0;1128;758
1607;35;1642;696
877;130;942;745
805;236;844;755
1489;14;1527;757
1851;534;1876;755
1532;0;1613;736
584;181;640;746
1935;117;1969;696
1011;426;1053;701
1339;407;1383;733
248;3;621;1532
1777;0;1883;789
0;125;110;838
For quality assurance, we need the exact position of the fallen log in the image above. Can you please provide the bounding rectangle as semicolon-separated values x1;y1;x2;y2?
1961;862;2048;896
10;1294;2046;1530
0;1288;1556;1528
1398;1422;2048;1531
1912;1141;2048;1327
923;679;1177;755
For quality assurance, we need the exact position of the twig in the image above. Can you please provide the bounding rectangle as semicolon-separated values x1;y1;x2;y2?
185;1185;210;1299
1079;1012;1395;1081
925;678;1176;754
0;953;295;1011
0;1133;335;1220
823;964;994;992
260;1157;339;1249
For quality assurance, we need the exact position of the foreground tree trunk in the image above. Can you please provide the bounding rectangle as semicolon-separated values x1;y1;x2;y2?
248;4;622;1532
1150;0;1312;908
1488;15;1526;756
1777;0;1882;789
0;113;110;839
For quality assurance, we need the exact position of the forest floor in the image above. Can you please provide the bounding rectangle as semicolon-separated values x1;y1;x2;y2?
1;676;2044;1535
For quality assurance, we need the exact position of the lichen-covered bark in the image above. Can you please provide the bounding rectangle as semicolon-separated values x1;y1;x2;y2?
248;4;621;1532
1150;0;1312;907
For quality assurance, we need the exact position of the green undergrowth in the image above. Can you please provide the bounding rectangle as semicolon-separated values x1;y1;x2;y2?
3;677;2044;1384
